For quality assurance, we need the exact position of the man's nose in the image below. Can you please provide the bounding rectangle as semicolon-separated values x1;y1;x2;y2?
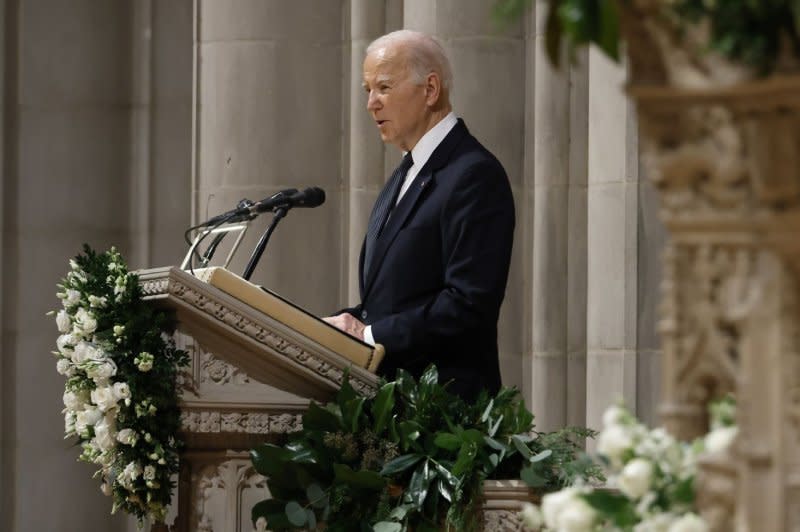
366;90;380;111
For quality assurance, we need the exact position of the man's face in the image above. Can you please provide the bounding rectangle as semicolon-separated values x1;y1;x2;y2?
362;46;429;152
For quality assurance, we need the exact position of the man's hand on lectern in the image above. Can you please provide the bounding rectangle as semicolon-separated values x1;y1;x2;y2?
323;313;366;341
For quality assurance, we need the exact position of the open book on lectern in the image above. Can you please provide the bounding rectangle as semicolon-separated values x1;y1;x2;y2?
192;267;384;373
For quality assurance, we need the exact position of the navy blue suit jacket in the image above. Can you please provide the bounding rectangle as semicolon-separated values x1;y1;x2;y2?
349;119;515;401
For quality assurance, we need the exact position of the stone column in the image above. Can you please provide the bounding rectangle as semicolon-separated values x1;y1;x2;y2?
585;48;640;434
193;1;345;316
523;4;588;431
345;1;386;305
404;0;526;389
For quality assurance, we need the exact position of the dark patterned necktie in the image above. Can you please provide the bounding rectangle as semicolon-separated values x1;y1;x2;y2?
363;152;414;280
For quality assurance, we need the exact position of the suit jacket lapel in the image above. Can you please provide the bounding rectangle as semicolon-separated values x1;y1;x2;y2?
362;119;470;298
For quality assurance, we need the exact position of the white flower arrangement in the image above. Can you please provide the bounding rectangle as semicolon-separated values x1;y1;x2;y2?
51;246;188;525
519;397;737;531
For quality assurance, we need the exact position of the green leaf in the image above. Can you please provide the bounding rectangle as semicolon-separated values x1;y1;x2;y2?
483;436;507;452
520;464;547;488
333;463;386;490
432;461;457;488
398;420;422;451
460;428;484;445
304;401;341;432
420;365;439;387
373;523;403;532
511;434;533;459
342;396;366;433
433;432;461;451
285;501;307;527
451;441;477;477
306;508;317;530
583;490;638;528
250;444;293;477
251;499;286;524
406;460;433;507
381;454;423;476
529;449;553;463
488;414;504;437
371;382;396;435
436;478;453;503
597;0;620;60
480;398;494;423
307;483;328;509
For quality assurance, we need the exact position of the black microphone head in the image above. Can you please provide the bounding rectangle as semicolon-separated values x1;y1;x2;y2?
296;187;325;207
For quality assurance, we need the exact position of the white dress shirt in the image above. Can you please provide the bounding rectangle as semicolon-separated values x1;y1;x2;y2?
363;112;458;346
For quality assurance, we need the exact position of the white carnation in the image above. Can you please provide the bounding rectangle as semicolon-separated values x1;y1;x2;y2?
618;458;654;499
86;359;117;382
668;513;708;532
704;426;738;455
88;295;107;308
91;386;118;412
63;390;87;411
56;309;72;333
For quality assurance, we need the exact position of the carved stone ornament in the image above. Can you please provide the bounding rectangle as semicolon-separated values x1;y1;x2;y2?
137;267;379;402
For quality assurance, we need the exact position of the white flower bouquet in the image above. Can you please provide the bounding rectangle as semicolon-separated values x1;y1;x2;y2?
52;246;189;524
519;398;737;531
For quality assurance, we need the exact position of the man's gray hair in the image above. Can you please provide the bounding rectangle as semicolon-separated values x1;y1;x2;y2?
366;30;453;91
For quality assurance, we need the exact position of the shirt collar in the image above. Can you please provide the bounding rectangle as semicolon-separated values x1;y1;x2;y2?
408;112;458;170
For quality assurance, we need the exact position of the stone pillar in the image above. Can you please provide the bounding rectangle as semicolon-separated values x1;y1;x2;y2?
523;4;588;431
404;0;526;389
585;48;640;435
345;1;386;305
193;0;345;316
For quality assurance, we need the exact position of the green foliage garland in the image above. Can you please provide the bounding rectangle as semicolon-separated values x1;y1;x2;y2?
52;245;189;524
250;366;601;531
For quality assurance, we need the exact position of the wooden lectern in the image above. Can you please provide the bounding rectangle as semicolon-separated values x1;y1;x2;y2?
138;267;532;532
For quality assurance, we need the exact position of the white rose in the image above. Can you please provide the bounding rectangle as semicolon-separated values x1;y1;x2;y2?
85;344;108;362
618;458;655;499
63;390;86;411
668;513;708;532
122;461;142;482
65;288;81;306
86;359;117;381
144;465;157;481
94;419;117;452
100;482;113;496
72;342;91;364
112;382;130;400
519;503;543;530
75;408;102;436
56;358;75;376
117;428;138;446
91;386;118;412
557;497;596;532
56;309;72;333
597;424;634;466
603;405;627;428
74;308;98;334
56;333;76;354
704;426;738;455
113;325;125;336
542;487;580;529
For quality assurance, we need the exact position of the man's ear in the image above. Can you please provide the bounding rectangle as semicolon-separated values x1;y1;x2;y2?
424;72;442;107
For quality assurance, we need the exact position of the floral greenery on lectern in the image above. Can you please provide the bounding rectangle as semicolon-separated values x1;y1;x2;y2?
250;366;601;532
493;0;800;74
52;246;189;524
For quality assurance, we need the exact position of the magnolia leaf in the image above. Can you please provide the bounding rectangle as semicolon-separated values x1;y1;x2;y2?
406;460;432;507
420;365;439;387
250;444;293;477
432;461;457;488
433;432;461;451
333;463;386;490
285;501;307;527
460;428;484;445
381;454;423;476
529;449;553;463
436;478;453;503
520;464;547;488
371;382;396;435
373;522;403;532
303;401;341;432
451;441;477;477
583;491;637;527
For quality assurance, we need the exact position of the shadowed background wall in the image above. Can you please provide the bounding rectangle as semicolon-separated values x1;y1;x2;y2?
0;1;665;530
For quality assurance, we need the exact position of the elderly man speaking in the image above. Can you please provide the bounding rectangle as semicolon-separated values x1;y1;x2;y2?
324;30;515;401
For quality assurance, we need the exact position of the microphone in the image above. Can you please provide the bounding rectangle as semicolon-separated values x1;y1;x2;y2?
200;187;325;227
251;187;326;213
